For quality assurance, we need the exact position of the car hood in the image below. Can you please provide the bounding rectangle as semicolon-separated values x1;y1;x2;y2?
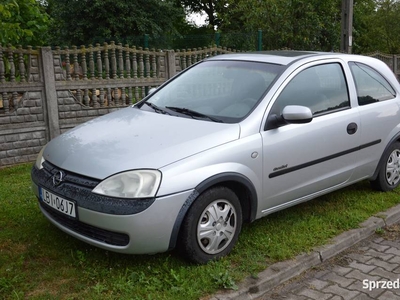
43;107;240;179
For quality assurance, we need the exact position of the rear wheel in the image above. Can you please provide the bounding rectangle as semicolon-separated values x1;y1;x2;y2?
179;186;242;264
371;142;400;191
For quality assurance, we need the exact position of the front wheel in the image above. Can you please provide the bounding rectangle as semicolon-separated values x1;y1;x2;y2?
179;186;242;264
371;142;400;191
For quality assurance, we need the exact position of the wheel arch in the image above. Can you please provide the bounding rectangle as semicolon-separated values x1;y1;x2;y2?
371;133;400;181
168;172;258;251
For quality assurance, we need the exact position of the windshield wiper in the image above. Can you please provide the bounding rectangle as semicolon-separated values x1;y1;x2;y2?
165;106;223;123
143;102;171;115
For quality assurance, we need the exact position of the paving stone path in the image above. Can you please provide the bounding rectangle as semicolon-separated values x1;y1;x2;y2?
258;224;400;300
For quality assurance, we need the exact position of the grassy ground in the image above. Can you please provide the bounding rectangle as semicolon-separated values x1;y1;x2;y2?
1;163;400;299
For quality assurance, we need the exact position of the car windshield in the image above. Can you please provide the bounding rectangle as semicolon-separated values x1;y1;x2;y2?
141;60;283;123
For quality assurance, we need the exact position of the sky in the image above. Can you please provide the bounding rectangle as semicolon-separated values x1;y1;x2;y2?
187;12;207;26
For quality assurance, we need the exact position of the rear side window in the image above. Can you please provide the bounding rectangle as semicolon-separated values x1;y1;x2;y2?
349;62;396;105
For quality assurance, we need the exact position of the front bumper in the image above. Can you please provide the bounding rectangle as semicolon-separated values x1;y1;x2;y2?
31;164;193;254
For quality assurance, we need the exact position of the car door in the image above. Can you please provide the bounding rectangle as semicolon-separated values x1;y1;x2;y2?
259;61;361;214
347;61;400;180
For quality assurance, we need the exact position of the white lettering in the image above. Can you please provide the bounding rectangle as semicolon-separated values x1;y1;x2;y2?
362;279;369;290
362;279;400;291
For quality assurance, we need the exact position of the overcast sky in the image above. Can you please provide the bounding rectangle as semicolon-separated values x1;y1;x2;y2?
187;12;207;26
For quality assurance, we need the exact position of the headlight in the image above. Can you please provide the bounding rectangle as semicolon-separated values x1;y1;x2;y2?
35;146;46;170
92;170;162;198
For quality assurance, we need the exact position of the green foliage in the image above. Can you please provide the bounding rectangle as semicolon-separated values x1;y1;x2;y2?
1;0;399;52
46;0;187;47
213;271;238;290
352;0;400;54
353;0;377;53
372;0;400;53
183;0;400;53
353;0;400;53
219;0;341;51
2;163;400;299
0;0;50;46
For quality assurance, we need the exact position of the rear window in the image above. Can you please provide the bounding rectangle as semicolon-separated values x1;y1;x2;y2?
349;62;396;105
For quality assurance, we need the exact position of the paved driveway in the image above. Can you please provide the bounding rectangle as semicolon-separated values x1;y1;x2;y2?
259;224;400;300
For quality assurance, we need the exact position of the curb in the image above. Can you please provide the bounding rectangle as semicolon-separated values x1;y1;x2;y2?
210;203;400;300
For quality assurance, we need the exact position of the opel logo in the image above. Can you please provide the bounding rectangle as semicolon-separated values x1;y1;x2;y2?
52;171;65;187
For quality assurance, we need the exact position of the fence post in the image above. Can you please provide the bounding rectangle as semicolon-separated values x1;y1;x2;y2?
40;47;60;140
144;34;149;49
393;54;398;79
257;29;263;51
166;50;176;79
215;32;221;47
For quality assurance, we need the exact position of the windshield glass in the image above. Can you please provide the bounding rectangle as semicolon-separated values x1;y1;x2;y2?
142;60;283;123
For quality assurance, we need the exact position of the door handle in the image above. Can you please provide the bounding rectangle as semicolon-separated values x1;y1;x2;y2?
347;122;358;135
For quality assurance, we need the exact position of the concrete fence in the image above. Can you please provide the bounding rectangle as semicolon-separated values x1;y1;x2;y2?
366;52;400;80
0;43;236;168
0;44;399;168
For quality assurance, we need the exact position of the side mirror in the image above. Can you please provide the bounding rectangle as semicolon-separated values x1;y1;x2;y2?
265;105;312;130
282;105;312;124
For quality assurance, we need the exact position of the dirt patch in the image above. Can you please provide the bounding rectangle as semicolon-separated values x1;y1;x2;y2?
381;223;400;241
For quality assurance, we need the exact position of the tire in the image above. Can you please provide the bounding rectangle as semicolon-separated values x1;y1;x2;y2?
179;186;243;264
371;142;400;191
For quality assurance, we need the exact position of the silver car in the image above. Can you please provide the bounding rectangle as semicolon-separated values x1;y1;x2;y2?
31;51;400;264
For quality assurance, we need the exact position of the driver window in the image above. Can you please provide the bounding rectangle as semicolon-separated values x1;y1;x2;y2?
270;63;350;117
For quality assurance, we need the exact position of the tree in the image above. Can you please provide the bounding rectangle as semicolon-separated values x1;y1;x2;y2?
46;0;186;47
178;0;229;30
374;0;400;53
0;0;50;46
352;0;378;53
180;0;400;53
219;0;341;51
353;0;400;54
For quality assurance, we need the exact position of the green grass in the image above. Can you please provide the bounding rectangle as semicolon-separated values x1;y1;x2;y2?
1;163;400;299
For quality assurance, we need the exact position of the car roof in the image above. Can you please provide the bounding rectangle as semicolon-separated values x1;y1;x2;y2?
205;50;400;93
207;50;353;66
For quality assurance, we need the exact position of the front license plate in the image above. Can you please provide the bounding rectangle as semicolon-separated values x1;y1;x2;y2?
39;188;77;218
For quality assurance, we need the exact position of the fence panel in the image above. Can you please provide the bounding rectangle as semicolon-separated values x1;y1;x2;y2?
0;45;47;166
1;45;399;168
367;52;400;80
0;44;236;168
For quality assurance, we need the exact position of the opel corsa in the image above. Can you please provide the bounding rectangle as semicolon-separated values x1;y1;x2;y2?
31;51;400;263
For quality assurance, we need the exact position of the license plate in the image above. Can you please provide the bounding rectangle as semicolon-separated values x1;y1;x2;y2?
39;188;77;218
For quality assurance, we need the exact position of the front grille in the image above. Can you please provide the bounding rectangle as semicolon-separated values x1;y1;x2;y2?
42;161;100;189
41;203;130;247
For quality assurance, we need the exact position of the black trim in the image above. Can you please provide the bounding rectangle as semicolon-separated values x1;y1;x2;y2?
195;173;258;222
168;190;200;251
372;134;400;180
269;139;381;178
168;172;259;250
